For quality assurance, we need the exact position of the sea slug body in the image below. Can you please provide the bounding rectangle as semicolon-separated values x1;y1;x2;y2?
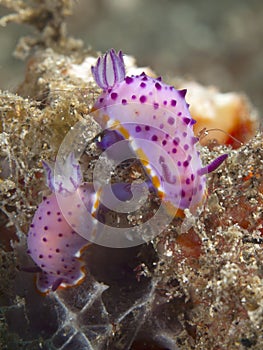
27;154;96;293
91;49;227;214
26;153;149;292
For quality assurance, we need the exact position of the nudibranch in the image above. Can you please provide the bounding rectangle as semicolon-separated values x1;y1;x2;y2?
91;49;228;215
26;152;150;293
27;154;96;293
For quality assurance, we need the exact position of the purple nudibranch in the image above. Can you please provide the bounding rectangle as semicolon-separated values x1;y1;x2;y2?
91;49;228;212
26;154;152;293
26;49;228;294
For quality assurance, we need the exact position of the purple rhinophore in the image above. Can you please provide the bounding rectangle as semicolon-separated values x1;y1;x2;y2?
91;49;125;89
42;153;82;195
198;154;228;176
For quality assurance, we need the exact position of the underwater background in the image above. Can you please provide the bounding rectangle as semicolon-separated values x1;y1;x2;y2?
0;0;263;117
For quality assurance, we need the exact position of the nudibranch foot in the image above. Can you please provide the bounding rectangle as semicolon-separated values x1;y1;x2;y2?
36;259;85;294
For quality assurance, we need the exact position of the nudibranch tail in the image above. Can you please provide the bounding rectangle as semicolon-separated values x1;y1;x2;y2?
91;49;125;89
198;153;228;176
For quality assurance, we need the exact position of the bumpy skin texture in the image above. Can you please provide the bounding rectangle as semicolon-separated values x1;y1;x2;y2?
91;50;228;212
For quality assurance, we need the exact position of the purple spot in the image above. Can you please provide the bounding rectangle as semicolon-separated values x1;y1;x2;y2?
145;126;150;131
46;201;50;204
140;82;146;88
66;244;70;247
47;211;51;215
183;117;191;125
191;174;195;181
168;117;175;125
56;249;60;253
155;82;162;90
181;190;186;198
157;76;162;81
186;178;191;185
77;204;81;208
111;92;118;100
140;95;147;103
57;212;61;215
183;132;187;137
30;224;34;228
172;148;177;153
184;144;189;151
43;237;47;242
135;125;142;132
177;161;181;166
162;140;167;146
39;254;43;259
58;218;62;222
132;95;136;100
153;102;159;110
64;265;68;269
171;99;177;107
58;233;63;237
177;112;182;116
44;226;48;231
125;76;133;84
99;97;104;103
199;184;203;191
48;255;52;259
43;196;47;201
122;99;127;105
173;138;179;146
163;100;167;105
160;123;164;129
142;76;148;81
152;135;158;141
183;161;189;167
38;216;42;220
